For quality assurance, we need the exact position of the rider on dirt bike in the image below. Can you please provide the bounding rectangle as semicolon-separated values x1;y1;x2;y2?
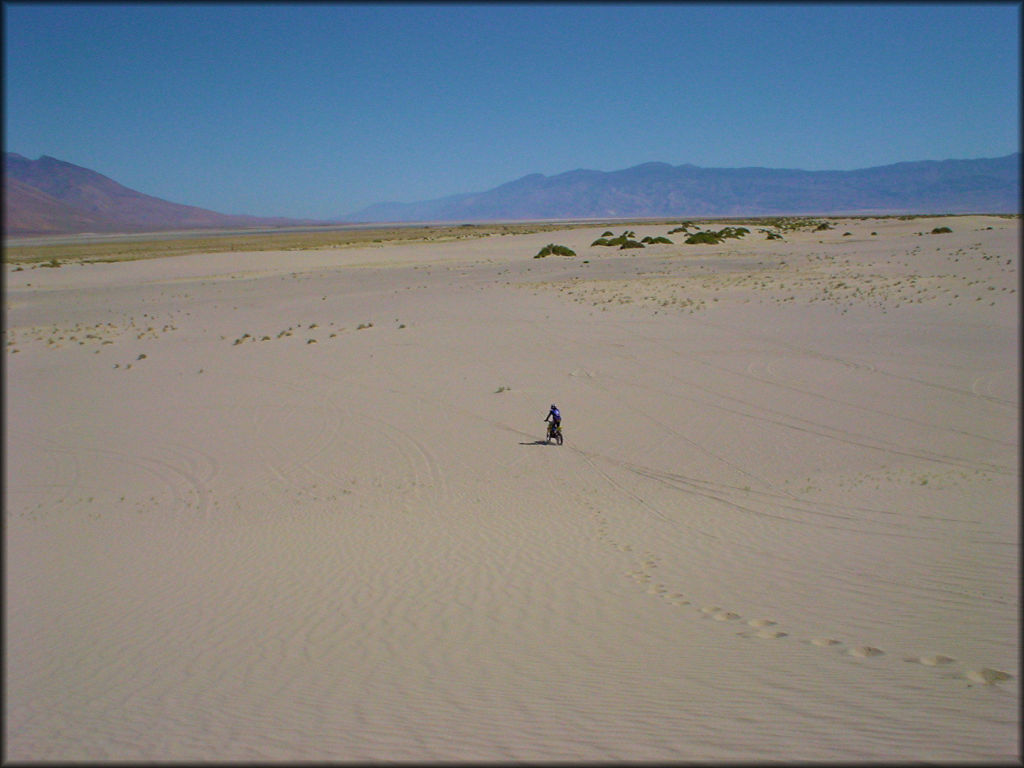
544;404;561;437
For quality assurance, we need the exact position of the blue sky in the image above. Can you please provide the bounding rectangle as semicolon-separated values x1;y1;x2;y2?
4;2;1020;219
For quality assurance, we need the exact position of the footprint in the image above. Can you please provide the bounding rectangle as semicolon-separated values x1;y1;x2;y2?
848;646;885;658
965;668;1013;685
747;619;777;628
755;629;788;639
712;611;741;622
810;637;842;647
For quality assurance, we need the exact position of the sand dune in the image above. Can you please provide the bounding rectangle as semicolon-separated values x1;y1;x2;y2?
5;215;1018;760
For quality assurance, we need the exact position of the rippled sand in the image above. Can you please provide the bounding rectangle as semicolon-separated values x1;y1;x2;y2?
5;215;1018;760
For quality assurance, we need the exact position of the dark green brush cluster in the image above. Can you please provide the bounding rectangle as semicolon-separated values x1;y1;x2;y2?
533;243;577;258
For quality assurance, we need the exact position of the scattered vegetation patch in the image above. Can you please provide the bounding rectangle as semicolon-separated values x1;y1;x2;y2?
931;226;953;234
684;226;749;245
3;222;604;266
591;230;648;249
759;217;833;232
593;230;671;250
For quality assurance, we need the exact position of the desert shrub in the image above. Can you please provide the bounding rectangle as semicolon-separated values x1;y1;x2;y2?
931;226;952;234
591;233;630;247
765;231;783;240
814;222;833;231
717;226;749;239
601;230;614;237
618;239;645;249
685;231;722;245
648;236;673;244
668;221;696;234
535;243;576;258
685;226;747;245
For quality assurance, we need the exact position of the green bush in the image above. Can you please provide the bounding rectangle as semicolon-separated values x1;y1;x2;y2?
591;233;631;247
931;226;952;234
718;226;749;239
534;243;576;258
685;231;722;245
619;240;645;250
684;227;748;245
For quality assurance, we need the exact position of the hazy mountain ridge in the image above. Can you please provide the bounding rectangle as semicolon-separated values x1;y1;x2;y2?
345;154;1021;222
4;153;327;236
5;152;1019;236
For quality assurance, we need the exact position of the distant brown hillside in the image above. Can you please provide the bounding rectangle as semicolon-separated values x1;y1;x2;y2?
4;154;329;236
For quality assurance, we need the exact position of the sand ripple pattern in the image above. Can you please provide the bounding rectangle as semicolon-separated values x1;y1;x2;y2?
5;216;1018;761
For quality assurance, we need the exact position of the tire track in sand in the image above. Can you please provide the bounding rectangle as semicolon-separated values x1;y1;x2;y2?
571;446;1014;693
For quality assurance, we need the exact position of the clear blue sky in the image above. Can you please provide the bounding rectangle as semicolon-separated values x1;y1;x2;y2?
4;2;1020;219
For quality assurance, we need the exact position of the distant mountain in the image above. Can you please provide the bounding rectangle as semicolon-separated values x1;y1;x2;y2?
344;154;1021;222
4;153;329;236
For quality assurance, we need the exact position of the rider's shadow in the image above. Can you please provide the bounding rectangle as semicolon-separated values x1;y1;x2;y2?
519;439;553;446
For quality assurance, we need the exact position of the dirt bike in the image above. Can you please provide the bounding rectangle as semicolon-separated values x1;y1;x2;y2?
546;421;563;445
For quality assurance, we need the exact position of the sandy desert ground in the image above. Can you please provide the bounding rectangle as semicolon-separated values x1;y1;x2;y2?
4;215;1019;760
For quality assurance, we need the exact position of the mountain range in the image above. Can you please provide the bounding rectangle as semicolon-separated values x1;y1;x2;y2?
3;153;325;237
345;154;1020;222
4;152;1020;237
